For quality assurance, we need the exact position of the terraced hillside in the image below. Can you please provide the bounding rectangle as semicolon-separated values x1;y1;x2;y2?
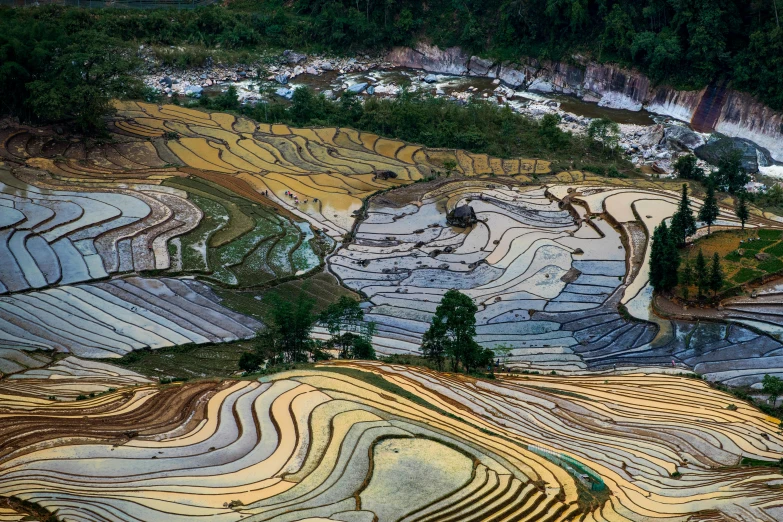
0;103;565;375
3;103;783;382
0;361;780;521
328;178;783;383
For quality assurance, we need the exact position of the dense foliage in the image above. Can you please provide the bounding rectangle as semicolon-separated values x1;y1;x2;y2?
0;10;144;133
233;87;624;167
3;0;783;111
422;289;494;373
649;221;680;292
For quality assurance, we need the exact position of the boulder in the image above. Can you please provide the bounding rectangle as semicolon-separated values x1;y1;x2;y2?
159;76;173;87
447;205;478;228
755;252;773;261
375;170;397;180
322;90;335;100
306;66;318;75
498;64;527;89
367;85;375;95
274;74;289;85
423;74;439;84
467;56;495;76
184;85;203;97
386;43;469;75
347;83;369;94
637;124;665;148
283;50;307;64
664;125;705;151
560;268;582;283
275;88;294;100
695;136;765;173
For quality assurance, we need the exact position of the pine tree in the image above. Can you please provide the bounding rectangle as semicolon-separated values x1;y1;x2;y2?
680;260;693;301
649;222;669;290
698;181;719;235
736;193;749;230
709;253;724;296
670;184;697;246
694;249;709;299
650;222;680;292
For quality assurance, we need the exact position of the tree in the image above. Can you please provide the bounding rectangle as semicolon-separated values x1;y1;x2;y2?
694;249;709;299
709;253;724;296
260;291;317;364
25;31;141;135
674;155;704;181
587;117;621;152
735;193;750;230
670;184;697;246
649;222;679;292
680;260;694;301
762;374;783;405
350;336;376;360
698;181;719;235
539;113;568;148
421;315;447;371
713;149;750;194
238;351;264;373
423;290;483;373
317;296;375;359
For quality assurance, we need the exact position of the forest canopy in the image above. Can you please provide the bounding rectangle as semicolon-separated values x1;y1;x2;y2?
1;0;782;121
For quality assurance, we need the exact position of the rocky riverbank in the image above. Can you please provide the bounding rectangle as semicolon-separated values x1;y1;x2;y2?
387;44;783;164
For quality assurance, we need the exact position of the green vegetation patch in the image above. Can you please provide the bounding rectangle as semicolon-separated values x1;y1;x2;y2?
759;229;783;241
164;176;319;286
676;229;783;297
214;271;357;322
107;340;257;380
734;267;763;284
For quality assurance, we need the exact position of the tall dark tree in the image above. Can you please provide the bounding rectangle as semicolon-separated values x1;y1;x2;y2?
317;296;376;359
735;193;750;230
673;155;704;181
423;289;484;373
694;249;709;299
680;260;694;301
762;374;783;405
421;315;447;371
650;222;680;292
713;149;750;194
259;291;318;364
670;184;697;246
698;181;720;235
709;253;725;296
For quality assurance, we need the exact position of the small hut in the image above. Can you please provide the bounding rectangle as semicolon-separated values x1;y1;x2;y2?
447;205;478;227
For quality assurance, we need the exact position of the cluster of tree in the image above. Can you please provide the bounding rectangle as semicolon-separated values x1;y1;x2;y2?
673;154;751;229
239;288;494;375
317;296;376;360
0;13;146;134
421;289;495;374
763;374;783;406
674;151;750;195
679;250;724;300
650;183;725;297
238;292;376;373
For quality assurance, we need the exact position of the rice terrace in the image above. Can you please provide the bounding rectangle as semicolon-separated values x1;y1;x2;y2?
2;2;783;518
